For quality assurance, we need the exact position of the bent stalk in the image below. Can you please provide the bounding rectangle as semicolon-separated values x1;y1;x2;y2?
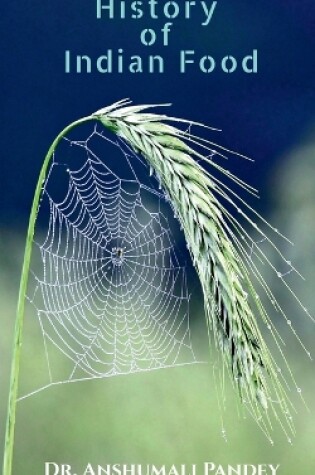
2;116;94;475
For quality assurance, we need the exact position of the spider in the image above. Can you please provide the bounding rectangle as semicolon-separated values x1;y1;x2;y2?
111;247;125;266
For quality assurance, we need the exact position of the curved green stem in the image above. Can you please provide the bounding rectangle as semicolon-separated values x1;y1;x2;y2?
3;115;95;475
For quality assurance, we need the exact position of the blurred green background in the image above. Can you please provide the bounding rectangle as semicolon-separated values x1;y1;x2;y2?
0;130;314;474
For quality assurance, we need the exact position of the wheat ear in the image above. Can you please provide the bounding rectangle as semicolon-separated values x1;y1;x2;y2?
93;99;304;440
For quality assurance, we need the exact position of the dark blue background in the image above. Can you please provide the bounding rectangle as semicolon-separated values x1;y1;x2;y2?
1;1;314;228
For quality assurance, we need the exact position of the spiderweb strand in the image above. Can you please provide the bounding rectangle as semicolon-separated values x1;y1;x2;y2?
24;127;198;398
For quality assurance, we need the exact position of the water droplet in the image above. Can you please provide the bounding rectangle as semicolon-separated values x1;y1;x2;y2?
287;320;292;326
297;388;302;393
221;428;227;442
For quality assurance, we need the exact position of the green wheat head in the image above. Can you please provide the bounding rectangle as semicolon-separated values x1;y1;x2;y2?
94;99;306;439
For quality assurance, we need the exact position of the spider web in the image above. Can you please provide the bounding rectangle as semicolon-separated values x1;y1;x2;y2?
24;126;198;398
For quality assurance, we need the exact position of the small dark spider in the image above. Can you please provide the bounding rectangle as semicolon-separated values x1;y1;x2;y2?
111;247;125;266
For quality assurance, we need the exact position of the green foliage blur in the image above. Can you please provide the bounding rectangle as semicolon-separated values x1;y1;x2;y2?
1;132;315;475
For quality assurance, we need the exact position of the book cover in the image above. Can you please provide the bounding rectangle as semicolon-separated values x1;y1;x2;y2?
1;1;314;474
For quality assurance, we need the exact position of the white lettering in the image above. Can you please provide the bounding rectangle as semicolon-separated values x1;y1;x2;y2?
45;463;60;475
83;464;96;475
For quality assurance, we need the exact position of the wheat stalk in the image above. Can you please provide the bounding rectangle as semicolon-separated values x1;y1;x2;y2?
4;99;309;474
